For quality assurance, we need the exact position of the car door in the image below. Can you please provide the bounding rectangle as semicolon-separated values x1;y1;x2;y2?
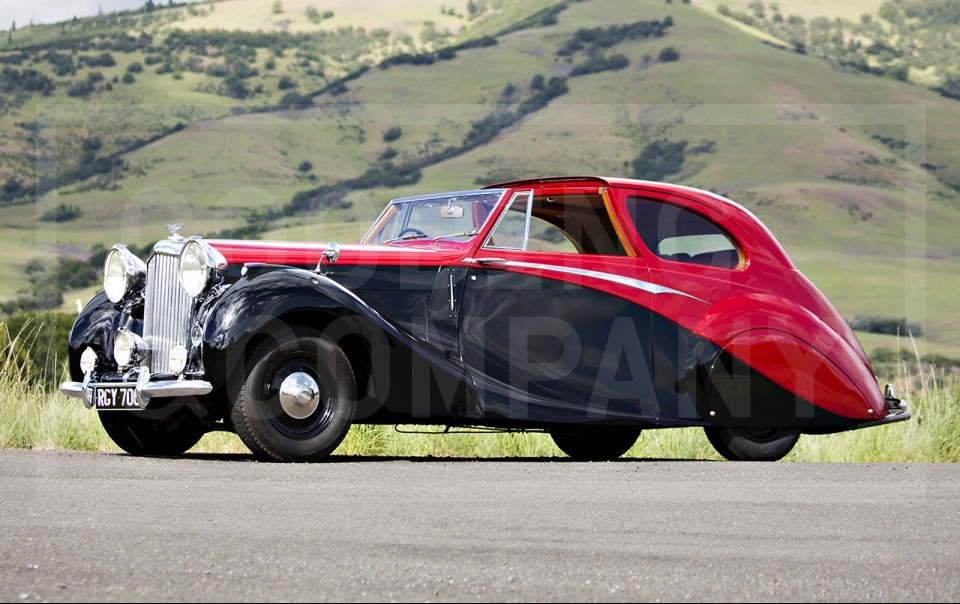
457;188;660;424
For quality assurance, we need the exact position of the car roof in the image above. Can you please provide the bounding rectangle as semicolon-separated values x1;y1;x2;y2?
483;176;751;218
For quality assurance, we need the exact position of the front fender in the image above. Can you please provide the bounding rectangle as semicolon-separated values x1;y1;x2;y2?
67;290;128;380
202;267;400;353
200;267;475;417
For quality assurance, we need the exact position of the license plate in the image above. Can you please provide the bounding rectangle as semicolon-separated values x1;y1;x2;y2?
91;385;141;410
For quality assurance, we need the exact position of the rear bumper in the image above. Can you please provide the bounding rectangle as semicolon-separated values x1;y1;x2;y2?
855;395;911;428
804;395;909;433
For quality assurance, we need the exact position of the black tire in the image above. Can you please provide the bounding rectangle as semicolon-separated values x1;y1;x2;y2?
231;329;355;462
704;426;800;461
551;427;641;461
98;403;207;456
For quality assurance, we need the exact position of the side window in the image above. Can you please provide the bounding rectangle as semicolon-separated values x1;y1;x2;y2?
527;216;579;253
483;191;532;250
626;197;741;269
483;190;629;255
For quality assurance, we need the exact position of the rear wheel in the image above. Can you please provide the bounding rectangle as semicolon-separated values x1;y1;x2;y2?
704;426;800;461
98;403;207;456
551;428;641;461
231;329;356;462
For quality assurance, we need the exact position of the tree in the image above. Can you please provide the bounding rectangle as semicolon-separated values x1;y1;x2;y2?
272;1;284;15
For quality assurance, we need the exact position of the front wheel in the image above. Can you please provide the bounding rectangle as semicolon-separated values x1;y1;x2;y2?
231;328;356;462
704;426;800;461
551;428;641;461
98;403;207;456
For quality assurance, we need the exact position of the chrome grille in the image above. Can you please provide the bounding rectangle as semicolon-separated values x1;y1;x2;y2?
142;252;194;374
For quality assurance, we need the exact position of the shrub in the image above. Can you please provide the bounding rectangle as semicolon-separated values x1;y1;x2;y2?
278;75;296;89
658;46;680;62
1;177;23;201
126;61;143;73
849;315;923;337
67;81;94;97
0;312;76;384
39;204;82;222
383;126;402;142
570;53;629;76
631;139;688;181
121;73;135;84
298;161;312;172
279;91;311;107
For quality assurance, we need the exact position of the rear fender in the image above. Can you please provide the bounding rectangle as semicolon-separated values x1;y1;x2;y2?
696;294;885;422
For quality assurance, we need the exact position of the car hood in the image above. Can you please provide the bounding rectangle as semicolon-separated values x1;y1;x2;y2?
206;240;456;267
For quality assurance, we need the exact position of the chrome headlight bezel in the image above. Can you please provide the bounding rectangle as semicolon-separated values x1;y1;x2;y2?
103;245;147;303
178;237;227;298
113;330;148;369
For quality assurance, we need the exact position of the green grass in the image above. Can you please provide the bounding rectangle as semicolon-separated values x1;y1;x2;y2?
1;318;956;461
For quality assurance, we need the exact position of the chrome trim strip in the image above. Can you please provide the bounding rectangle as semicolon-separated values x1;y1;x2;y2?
481;190;534;252
152;239;186;256
390;188;506;204
502;260;707;302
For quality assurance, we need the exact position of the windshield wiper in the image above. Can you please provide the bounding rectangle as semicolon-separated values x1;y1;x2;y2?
435;229;479;240
383;233;430;244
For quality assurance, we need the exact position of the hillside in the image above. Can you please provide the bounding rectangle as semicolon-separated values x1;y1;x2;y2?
0;0;957;361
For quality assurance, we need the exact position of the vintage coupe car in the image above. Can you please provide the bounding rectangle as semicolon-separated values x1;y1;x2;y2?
60;176;909;461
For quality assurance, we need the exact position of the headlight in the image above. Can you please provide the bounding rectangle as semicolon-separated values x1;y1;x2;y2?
113;331;147;369
103;246;146;303
178;239;226;298
80;347;97;375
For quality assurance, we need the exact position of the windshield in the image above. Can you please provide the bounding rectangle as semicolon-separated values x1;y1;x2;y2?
361;189;507;244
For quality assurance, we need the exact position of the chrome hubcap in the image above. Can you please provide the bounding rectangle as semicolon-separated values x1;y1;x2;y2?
278;372;321;420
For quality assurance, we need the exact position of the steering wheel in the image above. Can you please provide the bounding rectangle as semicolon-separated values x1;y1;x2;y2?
398;227;428;239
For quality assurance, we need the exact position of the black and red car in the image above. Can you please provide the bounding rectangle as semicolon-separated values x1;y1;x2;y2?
60;177;909;461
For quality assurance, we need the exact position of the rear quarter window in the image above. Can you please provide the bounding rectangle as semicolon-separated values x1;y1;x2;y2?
626;197;742;269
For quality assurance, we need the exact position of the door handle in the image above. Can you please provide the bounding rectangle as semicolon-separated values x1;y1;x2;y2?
474;257;507;266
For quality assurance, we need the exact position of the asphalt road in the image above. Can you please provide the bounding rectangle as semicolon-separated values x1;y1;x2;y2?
1;450;958;602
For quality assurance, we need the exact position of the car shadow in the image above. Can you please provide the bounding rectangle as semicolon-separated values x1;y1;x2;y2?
105;452;717;463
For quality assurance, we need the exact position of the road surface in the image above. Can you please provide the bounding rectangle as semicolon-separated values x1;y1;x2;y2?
1;450;957;601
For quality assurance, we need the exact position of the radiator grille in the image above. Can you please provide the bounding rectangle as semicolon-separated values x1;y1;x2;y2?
142;252;194;374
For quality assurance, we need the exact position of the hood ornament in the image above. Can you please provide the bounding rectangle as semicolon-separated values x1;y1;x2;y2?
167;223;185;241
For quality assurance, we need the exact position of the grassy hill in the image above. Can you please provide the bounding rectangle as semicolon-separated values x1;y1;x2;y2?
0;0;957;363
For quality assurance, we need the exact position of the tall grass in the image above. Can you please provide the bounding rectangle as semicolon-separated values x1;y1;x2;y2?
1;319;957;461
